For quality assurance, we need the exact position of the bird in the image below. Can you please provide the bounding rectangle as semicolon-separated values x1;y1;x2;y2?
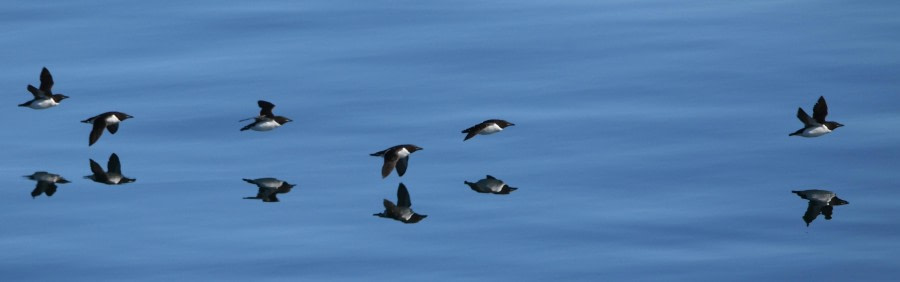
792;189;849;226
374;183;427;224
240;100;292;131
242;178;295;202
461;119;515;141
790;96;843;137
370;144;423;178
24;171;70;198
85;153;136;185
19;67;69;109
81;112;133;146
464;175;517;194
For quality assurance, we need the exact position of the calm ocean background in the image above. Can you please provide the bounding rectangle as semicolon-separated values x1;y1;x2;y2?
1;0;899;281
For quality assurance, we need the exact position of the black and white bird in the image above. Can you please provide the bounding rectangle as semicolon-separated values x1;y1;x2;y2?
461;119;515;141
464;175;517;194
240;100;292;131
19;67;69;109
81;112;133;146
370;144;423;178
24;171;70;198
374;183;427;224
242;178;296;202
792;189;849;226
790;96;843;137
85;153;136;185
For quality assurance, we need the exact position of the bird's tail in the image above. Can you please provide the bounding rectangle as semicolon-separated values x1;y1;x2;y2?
240;124;253;131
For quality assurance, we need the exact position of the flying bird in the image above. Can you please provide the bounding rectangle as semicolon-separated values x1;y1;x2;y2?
792;189;849;226
85;153;136;185
242;178;296;202
370;144;422;178
19;67;69;109
82;112;133;146
24;171;70;198
240;100;292;131
790;96;843;137
374;183;427;224
464;175;517;194
461;119;515;141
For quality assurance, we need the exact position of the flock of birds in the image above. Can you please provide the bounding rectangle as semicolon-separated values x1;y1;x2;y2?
18;67;519;224
19;67;847;225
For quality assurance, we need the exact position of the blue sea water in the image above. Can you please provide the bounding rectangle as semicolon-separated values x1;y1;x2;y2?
1;0;899;281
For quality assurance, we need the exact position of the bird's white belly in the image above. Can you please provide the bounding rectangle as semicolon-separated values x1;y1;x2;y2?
477;179;504;192
255;179;284;188
479;124;503;135
107;174;123;184
806;192;835;203
105;115;121;124
802;125;831;137
398;208;414;220
31;172;58;182
30;98;58;109
395;148;410;158
252;120;281;131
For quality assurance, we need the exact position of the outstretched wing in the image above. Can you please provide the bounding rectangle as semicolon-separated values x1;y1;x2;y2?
796;108;815;126
258;100;276;118
396;156;409;177
462;123;489;141
107;123;120;134
89;159;108;182
39;67;54;93
26;85;45;98
397;183;411;207
812;96;828;124
802;202;823;226
89;121;106;146
108;153;122;175
381;157;397;178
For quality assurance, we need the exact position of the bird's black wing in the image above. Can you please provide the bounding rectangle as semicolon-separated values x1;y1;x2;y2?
89;159;108;182
89;121;106;146
381;199;398;217
26;85;44;98
802;202;823;226
39;67;54;93
381;154;399;178
812;96;828;124
395;156;409;177
107;123;119;134
258;100;276;118
462;122;489;141
397;183;411;207
44;183;58;197
796;108;815;126
108;153;122;175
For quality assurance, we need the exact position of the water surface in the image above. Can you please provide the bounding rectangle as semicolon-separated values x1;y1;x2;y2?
1;1;899;281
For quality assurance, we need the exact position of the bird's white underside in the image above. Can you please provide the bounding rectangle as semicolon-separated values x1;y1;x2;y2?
479;124;503;135
28;98;58;109
251;120;281;131
800;124;831;137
